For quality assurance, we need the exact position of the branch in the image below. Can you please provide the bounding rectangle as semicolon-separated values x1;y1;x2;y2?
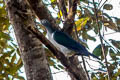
57;0;67;19
92;0;111;80
62;0;78;34
27;26;87;80
68;0;72;11
81;56;90;80
98;0;108;10
26;0;58;29
68;0;78;19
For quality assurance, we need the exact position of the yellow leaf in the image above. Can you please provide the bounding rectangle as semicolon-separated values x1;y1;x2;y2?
51;0;56;3
2;25;9;33
73;17;90;31
104;23;109;26
58;10;62;18
58;9;68;18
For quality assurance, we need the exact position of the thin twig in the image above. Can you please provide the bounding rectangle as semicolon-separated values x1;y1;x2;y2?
86;61;107;73
98;0;103;8
86;61;98;70
102;37;119;52
68;0;72;12
92;0;111;80
81;56;91;80
52;71;65;74
92;31;119;37
98;0;108;10
84;57;99;62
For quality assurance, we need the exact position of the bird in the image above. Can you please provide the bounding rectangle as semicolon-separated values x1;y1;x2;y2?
40;19;100;60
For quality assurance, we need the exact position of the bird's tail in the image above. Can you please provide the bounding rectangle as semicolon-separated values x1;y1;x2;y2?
76;51;100;60
89;52;100;60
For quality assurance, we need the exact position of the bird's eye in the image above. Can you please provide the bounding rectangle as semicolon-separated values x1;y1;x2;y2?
41;19;47;24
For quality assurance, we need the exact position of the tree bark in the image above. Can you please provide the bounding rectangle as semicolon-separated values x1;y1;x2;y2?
6;0;52;80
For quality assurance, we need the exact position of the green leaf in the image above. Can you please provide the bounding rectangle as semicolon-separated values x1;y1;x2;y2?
11;53;16;64
0;39;7;48
104;21;118;30
0;53;10;59
0;32;11;40
116;52;120;56
49;59;55;66
16;48;20;56
0;75;4;80
93;44;102;57
7;45;14;50
98;61;106;68
53;65;60;70
14;75;25;80
109;39;120;49
109;49;116;57
114;69;120;77
93;23;99;34
103;4;113;10
3;59;11;67
93;22;102;34
8;66;18;75
57;64;64;69
103;13;112;21
11;42;18;48
0;8;6;16
116;19;120;26
16;59;23;70
0;62;3;71
93;44;109;60
86;34;96;41
4;49;14;57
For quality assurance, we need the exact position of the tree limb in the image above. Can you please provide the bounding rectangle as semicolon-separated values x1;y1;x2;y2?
68;0;72;11
5;0;52;80
26;0;58;29
27;26;87;80
62;0;78;34
92;0;111;80
57;0;67;19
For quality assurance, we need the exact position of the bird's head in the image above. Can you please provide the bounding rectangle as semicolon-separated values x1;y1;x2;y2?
40;19;55;33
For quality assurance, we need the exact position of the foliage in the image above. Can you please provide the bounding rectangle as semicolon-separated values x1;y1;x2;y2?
0;0;120;80
0;1;24;80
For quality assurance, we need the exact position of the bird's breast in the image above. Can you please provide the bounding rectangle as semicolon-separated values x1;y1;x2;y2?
47;32;71;55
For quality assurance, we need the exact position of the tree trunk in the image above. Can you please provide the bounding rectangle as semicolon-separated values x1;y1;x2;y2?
6;0;52;80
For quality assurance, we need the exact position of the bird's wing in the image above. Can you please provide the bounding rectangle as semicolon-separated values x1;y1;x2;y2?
53;30;85;52
53;30;100;60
